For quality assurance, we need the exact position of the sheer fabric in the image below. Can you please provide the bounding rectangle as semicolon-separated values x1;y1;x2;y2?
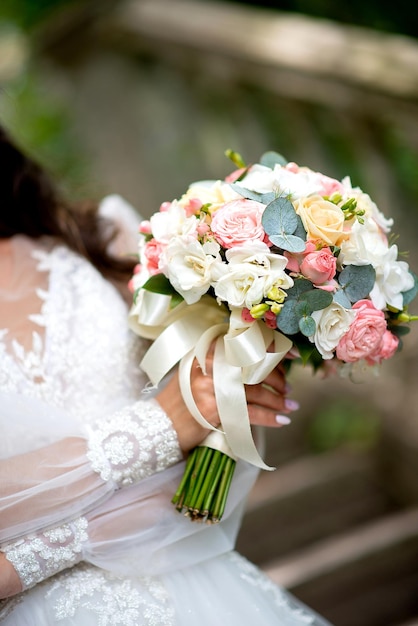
0;200;332;625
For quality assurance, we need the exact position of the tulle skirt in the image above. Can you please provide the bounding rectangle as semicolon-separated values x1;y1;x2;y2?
0;551;331;626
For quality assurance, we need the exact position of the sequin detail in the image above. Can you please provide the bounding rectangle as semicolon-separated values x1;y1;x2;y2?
45;564;177;625
228;552;316;624
86;400;182;487
3;517;88;590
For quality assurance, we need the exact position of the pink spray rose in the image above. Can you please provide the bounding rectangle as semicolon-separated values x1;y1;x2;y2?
336;299;388;364
143;240;165;275
210;199;266;249
300;246;337;284
367;330;399;364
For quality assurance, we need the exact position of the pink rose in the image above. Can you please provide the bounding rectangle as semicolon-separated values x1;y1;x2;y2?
336;300;388;363
210;199;265;249
367;330;399;364
300;247;337;284
143;240;165;275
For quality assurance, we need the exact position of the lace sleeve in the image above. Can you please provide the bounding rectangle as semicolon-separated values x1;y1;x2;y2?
0;394;182;545
86;399;182;487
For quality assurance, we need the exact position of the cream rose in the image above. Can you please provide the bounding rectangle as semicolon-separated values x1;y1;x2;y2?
294;195;349;247
178;180;242;214
309;302;356;360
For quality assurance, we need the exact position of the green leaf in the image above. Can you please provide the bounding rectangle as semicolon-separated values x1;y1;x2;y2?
230;184;275;204
402;272;418;306
286;278;313;299
390;325;410;338
262;197;298;235
276;300;300;335
299;316;316;337
338;264;376;302
259;151;288;169
142;273;175;295
296;341;320;366
300;289;333;311
268;233;306;253
333;289;352;309
293;215;307;240
295;301;312;317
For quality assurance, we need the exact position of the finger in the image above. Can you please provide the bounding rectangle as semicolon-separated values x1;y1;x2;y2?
245;383;287;412
248;405;291;428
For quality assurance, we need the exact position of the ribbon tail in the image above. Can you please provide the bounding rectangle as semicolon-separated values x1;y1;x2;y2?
213;336;274;471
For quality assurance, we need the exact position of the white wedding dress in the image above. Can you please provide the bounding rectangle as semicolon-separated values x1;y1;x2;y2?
0;199;332;626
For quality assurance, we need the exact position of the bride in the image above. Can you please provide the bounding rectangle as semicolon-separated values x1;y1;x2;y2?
0;124;332;625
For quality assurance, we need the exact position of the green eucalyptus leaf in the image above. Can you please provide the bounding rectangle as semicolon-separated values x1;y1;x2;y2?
338;264;376;302
295;301;312;317
299;315;316;337
260;150;288;169
268;233;306;253
286;278;313;299
293;214;307;240
276;299;300;335
333;289;352;309
230;183;275;204
262;197;298;235
300;289;333;311
402;272;418;306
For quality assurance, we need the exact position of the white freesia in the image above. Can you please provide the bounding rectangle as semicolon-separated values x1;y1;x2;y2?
238;164;323;199
310;302;356;360
370;245;414;310
150;200;197;243
161;236;223;305
214;241;293;309
179;180;242;213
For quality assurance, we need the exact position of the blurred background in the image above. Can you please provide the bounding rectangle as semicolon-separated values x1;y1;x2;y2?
1;1;417;624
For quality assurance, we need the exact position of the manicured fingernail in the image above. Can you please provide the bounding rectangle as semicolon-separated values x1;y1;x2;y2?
276;414;291;425
285;382;292;393
285;399;300;412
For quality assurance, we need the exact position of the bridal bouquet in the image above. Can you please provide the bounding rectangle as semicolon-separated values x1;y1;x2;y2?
129;150;417;523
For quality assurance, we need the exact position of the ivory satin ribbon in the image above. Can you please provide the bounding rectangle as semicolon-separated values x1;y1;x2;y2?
129;292;292;470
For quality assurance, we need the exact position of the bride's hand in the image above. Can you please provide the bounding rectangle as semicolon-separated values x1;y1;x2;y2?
156;345;297;454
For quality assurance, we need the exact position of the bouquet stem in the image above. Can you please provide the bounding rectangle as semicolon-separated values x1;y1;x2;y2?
172;445;236;523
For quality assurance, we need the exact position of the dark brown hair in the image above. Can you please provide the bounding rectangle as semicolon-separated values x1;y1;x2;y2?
0;124;136;288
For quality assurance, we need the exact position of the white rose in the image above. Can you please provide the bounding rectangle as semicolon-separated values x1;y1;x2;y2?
150;201;197;243
310;302;356;360
160;236;223;305
214;241;293;308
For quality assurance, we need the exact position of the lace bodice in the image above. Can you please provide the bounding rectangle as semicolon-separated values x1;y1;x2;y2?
0;236;147;426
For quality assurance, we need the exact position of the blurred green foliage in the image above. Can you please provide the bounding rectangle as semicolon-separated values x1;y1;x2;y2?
307;401;381;452
0;70;90;198
0;0;75;30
